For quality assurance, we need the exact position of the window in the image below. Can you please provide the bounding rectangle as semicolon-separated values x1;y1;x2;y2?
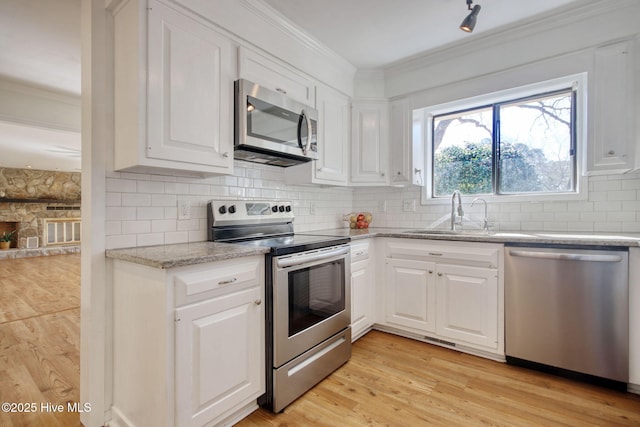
425;80;582;200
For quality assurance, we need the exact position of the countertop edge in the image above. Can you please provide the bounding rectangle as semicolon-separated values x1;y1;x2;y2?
105;229;640;269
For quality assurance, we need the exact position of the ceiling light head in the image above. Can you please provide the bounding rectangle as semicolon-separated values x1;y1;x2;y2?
460;1;481;33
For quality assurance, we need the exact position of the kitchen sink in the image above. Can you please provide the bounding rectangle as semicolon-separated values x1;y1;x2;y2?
403;229;491;236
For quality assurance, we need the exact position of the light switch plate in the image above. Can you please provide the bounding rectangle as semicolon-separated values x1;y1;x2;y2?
403;199;416;212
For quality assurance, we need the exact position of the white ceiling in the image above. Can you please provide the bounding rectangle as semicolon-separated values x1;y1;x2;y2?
0;0;81;172
262;0;581;69
0;0;582;172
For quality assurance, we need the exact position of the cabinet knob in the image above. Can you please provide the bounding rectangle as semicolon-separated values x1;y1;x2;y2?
223;152;230;158
381;172;385;177
254;299;262;306
428;270;433;274
437;272;443;277
607;150;615;156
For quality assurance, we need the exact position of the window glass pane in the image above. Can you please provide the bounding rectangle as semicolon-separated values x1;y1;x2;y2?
74;223;81;241
433;107;493;196
499;92;573;193
56;223;64;243
47;223;56;244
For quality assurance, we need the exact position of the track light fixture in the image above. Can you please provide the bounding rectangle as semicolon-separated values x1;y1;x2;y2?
460;0;481;33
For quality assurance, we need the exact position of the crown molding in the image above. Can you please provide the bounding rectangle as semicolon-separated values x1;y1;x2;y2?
385;0;636;78
240;0;356;76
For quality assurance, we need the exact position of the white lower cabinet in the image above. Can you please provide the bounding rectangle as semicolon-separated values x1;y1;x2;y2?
111;256;265;427
382;238;504;357
175;285;263;426
350;240;375;340
385;258;436;333
435;264;498;349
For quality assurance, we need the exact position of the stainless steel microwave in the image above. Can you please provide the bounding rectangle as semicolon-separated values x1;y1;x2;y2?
234;79;318;167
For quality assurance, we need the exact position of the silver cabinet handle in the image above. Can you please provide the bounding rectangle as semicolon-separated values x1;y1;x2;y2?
275;88;287;94
428;270;433;274
354;251;365;256
429;252;443;256
437;272;443;276
254;299;262;306
223;152;230;158
509;250;622;263
218;278;237;285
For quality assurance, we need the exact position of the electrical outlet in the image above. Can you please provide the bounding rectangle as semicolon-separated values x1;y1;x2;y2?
402;199;416;212
379;200;387;212
178;199;191;220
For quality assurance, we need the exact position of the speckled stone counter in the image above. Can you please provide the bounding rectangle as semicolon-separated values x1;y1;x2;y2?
105;241;270;269
308;227;640;247
106;229;640;269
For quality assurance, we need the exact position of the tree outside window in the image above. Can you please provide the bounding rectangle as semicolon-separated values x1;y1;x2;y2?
432;89;575;197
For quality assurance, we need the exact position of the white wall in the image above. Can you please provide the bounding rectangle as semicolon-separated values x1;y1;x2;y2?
354;172;640;233
352;0;640;234
104;162;353;249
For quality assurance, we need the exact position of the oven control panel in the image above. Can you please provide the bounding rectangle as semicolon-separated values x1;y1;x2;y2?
208;200;294;226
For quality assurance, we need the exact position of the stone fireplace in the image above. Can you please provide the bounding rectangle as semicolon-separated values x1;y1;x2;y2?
0;167;81;251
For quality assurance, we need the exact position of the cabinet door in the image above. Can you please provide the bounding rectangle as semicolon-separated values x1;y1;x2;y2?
389;98;425;186
146;0;234;171
351;101;389;185
238;47;315;106
435;264;498;349
384;258;436;333
588;40;636;174
315;84;350;184
175;286;264;427
351;258;374;340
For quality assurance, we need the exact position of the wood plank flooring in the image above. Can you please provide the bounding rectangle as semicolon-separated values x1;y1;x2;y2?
0;254;81;427
237;330;640;427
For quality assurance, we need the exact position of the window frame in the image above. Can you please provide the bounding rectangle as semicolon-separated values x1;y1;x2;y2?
419;74;588;204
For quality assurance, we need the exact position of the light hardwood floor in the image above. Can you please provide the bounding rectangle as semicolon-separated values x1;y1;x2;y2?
238;330;640;427
0;254;81;427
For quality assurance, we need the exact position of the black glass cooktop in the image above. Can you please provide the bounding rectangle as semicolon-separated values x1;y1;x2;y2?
232;233;350;256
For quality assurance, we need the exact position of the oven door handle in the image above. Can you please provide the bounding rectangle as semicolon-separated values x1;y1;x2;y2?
276;246;349;268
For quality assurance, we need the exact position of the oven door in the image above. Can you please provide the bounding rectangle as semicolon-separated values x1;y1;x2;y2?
273;245;350;367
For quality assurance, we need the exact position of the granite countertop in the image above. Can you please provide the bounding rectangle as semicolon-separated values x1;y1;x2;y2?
308;227;640;247
105;241;270;269
106;228;640;269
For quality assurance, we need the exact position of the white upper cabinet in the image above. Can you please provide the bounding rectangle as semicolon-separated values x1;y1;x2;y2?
587;39;638;175
286;83;350;186
389;98;424;186
238;46;315;107
113;0;235;176
350;100;389;185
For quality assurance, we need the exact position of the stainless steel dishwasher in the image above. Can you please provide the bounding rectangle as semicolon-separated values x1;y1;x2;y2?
505;244;629;385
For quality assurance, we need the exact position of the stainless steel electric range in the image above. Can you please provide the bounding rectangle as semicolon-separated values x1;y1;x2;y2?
207;200;351;412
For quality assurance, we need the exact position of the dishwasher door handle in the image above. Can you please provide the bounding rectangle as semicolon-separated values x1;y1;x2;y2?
508;250;623;263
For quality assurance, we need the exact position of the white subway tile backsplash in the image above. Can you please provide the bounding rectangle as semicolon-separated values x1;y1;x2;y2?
104;162;640;249
122;193;151;207
136;207;165;220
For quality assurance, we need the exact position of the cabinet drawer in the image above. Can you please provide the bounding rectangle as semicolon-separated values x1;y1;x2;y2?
350;240;370;263
174;257;264;306
385;238;501;268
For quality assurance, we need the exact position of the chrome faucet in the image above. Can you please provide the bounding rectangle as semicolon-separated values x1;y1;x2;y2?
471;198;489;232
451;191;464;230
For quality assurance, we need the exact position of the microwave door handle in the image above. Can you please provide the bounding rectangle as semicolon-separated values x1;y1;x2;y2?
297;109;312;156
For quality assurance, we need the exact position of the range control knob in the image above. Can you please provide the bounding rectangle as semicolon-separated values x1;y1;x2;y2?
228;205;236;214
271;205;278;213
218;205;227;214
278;205;285;212
285;205;292;212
